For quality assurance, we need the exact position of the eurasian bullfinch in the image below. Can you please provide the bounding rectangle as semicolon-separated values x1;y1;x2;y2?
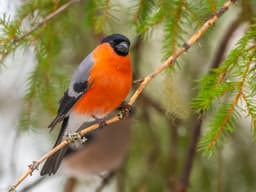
40;34;132;176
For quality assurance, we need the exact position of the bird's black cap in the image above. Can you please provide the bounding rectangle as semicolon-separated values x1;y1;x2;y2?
101;34;130;56
101;34;130;45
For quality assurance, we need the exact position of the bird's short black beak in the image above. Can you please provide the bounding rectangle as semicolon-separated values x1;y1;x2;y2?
115;41;129;56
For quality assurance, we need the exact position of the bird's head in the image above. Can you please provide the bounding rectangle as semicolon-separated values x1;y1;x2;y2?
101;34;130;56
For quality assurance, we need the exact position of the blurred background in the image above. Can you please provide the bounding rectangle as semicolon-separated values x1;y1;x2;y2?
0;0;256;192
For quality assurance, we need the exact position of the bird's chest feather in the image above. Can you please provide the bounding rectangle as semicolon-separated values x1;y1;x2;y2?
72;53;132;115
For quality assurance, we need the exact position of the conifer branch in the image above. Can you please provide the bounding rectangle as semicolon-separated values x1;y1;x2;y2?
208;91;240;149
8;1;237;191
208;52;253;150
0;0;80;63
209;0;217;12
163;0;186;57
95;0;111;33
175;15;247;192
14;0;81;43
134;0;151;22
216;44;256;85
240;91;256;138
241;92;255;122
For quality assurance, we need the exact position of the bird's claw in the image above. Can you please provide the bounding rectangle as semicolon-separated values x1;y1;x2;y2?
66;133;87;144
92;115;107;129
118;102;132;120
8;186;16;192
98;120;107;129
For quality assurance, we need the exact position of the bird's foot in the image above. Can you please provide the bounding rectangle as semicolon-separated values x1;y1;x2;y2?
28;161;40;174
92;115;107;129
8;186;16;192
66;133;87;144
118;102;132;120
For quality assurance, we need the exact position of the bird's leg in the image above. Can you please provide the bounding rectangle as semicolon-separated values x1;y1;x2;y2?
97;171;116;192
118;101;133;120
92;115;107;129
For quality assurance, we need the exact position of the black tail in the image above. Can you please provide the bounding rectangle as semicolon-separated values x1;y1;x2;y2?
40;117;69;176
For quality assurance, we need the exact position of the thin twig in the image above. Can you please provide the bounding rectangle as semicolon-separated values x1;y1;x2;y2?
14;0;81;43
8;1;237;191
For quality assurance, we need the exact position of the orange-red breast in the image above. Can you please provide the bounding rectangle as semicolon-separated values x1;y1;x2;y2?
41;34;132;176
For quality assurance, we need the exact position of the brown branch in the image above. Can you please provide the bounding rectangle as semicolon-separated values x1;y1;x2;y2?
14;0;81;43
175;116;202;192
168;116;181;190
210;15;243;69
132;36;143;80
8;1;237;191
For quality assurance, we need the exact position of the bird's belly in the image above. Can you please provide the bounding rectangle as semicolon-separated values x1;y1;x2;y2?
66;112;105;134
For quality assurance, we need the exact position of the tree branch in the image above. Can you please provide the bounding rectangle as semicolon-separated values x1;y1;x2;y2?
210;15;243;69
8;1;237;191
168;116;181;190
14;0;81;43
175;116;202;192
174;2;241;191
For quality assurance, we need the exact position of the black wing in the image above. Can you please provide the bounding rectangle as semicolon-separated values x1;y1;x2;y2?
48;84;86;130
48;53;95;131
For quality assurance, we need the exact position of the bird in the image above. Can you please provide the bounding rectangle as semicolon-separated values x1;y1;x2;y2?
40;34;133;176
61;118;131;180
